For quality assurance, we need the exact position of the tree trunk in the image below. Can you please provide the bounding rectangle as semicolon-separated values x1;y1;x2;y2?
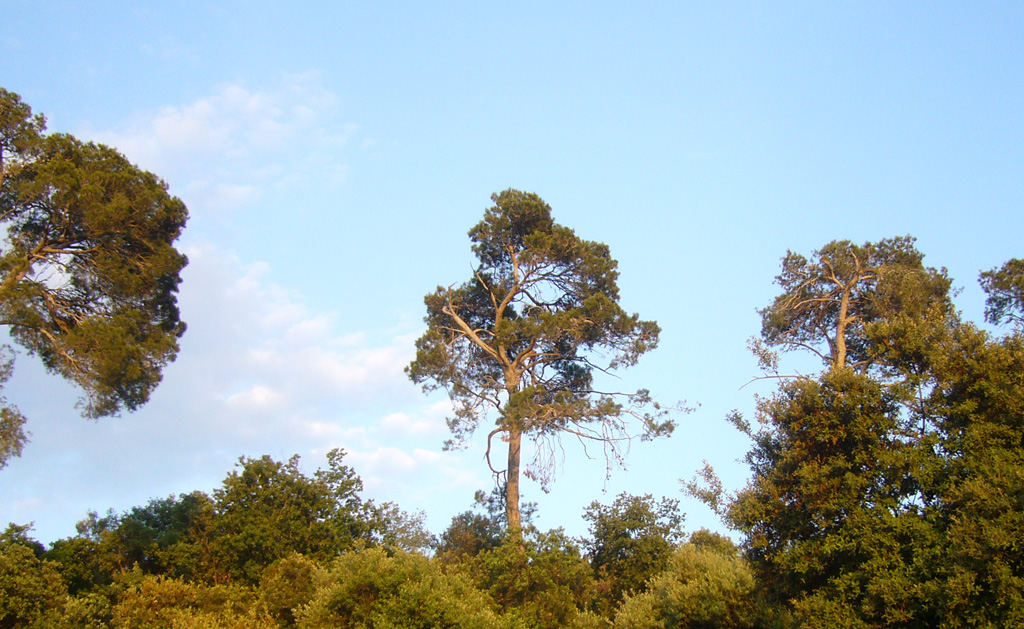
506;426;522;538
835;285;851;369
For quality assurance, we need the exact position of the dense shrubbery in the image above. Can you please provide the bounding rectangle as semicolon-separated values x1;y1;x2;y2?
0;449;728;628
0;456;684;628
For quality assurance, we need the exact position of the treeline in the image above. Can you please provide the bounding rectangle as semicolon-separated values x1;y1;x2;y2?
1;450;748;627
2;239;1023;628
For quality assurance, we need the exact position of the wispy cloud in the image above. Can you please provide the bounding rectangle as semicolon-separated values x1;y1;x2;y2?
170;244;421;431
85;75;364;215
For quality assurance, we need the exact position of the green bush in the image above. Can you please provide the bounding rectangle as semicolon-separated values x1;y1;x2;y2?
615;543;760;629
296;546;520;629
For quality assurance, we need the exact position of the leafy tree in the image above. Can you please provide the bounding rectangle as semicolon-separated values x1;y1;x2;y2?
922;324;1024;626
0;347;25;470
37;591;113;629
758;236;951;371
41;449;424;591
436;511;503;564
700;242;1024;626
364;502;434;555
0;532;68;627
407;189;674;533
721;369;938;626
206;450;368;584
0;88;188;467
687;238;950;625
70;491;216;581
981;258;1024;328
581;492;684;614
197;449;428;584
435;489;517;563
614;541;764;629
458;527;596;629
258;553;321;627
437;491;599;626
44;536;108;595
0;522;44;556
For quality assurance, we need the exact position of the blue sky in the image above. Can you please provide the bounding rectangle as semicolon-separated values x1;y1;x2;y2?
2;2;1022;544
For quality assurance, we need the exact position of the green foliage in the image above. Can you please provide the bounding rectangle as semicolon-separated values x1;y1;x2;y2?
258;553;321;626
109;573;274;629
364;502;434;555
582;492;684;614
0;88;188;467
408;189;673;531
0;522;44;555
720;242;1024;626
64;491;218;585
759;236;951;370
204;450;371;584
47;449;415;590
724;369;939;626
435;489;517;563
38;591;113;629
436;510;504;564
457;528;596;629
82;492;215;579
0;537;68;627
981;258;1024;328
3;235;1019;627
614;542;763;629
922;326;1024;626
688;528;741;557
296;546;519;629
0;346;26;470
45;535;109;594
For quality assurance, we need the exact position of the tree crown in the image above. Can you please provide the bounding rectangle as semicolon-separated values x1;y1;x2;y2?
759;236;952;372
0;88;188;437
408;189;672;489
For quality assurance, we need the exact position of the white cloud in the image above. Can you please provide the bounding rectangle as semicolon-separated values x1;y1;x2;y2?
349;446;419;474
1;79;461;543
93;78;334;167
294;419;345;439
83;75;361;217
378;410;445;437
344;444;471;497
190;182;258;209
342;426;369;441
224;385;286;412
172;243;421;420
411;448;445;463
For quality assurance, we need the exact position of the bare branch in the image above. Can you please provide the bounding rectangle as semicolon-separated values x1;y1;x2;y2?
485;427;506;475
